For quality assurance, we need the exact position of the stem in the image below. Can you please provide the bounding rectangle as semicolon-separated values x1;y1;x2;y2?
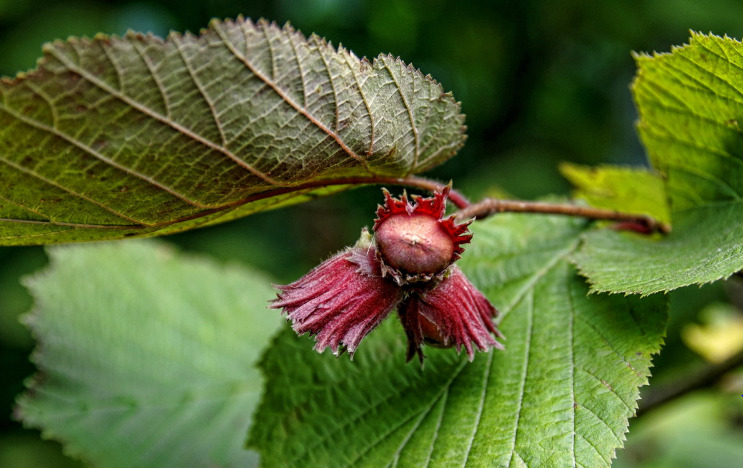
9;175;466;232
637;348;743;417
29;174;667;234
454;198;671;234
230;175;470;209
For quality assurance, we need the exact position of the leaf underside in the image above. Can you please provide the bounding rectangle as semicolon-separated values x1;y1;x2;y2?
17;240;283;468
0;17;465;245
573;32;743;294
249;214;668;467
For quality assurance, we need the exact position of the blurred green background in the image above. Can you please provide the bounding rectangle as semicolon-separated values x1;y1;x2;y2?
1;0;743;465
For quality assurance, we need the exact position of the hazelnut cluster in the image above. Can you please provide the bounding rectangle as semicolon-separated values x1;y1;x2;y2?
271;188;503;362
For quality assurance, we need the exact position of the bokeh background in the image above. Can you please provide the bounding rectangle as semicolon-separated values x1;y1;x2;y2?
1;0;743;465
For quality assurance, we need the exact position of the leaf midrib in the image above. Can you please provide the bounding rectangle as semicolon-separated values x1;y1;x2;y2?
213;21;375;176
353;238;582;467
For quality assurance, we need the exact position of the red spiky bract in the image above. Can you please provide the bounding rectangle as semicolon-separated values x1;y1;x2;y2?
270;246;402;356
400;266;503;362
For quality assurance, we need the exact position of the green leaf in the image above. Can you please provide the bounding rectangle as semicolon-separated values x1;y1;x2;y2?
16;240;283;467
574;206;743;295
0;17;465;245
573;33;743;294
560;163;670;225
248;214;668;467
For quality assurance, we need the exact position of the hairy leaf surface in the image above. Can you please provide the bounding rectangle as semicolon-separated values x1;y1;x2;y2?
574;33;743;294
17;241;282;467
249;214;667;467
0;17;465;245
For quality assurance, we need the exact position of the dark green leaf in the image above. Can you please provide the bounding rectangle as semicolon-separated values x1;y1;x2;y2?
249;214;668;467
0;17;465;245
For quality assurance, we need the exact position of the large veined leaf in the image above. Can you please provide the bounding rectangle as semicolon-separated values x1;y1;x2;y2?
0;17;465;245
249;214;668;467
573;33;743;294
16;240;283;467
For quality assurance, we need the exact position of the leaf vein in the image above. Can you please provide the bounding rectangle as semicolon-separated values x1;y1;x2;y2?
23;80;60;129
0;223;72;239
0;152;151;225
505;288;534;467
317;42;341;133
0;105;208;211
290;359;468;467
344;55;375;157
575;404;623;447
462;350;494;466
131;38;172;119
287;28;309;111
421;388;448;468
575;367;633;412
641;80;743;151
387;388;448;468
172;34;228;147
44;41;283;186
99;39;125;93
575;432;611;467
691;39;743;100
0;193;139;230
261;21;278;82
213;21;374;175
576;315;642;377
383;61;420;175
658;57;739;103
566;271;577;467
496;241;578;322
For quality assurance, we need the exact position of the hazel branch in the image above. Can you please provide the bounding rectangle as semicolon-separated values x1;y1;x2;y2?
232;175;472;208
454;198;671;234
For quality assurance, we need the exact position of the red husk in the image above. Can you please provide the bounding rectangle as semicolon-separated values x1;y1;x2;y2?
271;189;505;362
401;266;504;362
271;246;402;356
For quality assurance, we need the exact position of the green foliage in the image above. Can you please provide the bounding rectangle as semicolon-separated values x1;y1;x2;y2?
573;33;743;294
16;240;282;467
249;214;668;467
0;17;464;245
3;16;741;468
560;163;670;225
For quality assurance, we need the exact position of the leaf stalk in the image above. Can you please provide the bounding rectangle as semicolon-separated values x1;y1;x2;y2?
454;198;671;234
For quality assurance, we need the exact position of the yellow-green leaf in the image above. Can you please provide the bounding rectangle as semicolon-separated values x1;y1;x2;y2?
573;33;743;294
560;163;670;225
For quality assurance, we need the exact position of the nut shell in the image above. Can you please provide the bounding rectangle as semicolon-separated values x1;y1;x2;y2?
373;188;472;283
375;213;455;275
